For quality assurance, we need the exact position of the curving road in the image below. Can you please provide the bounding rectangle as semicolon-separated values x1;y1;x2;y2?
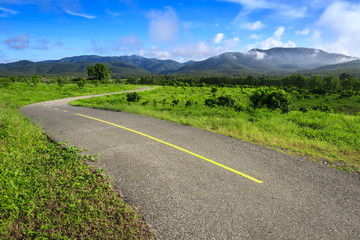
20;87;360;239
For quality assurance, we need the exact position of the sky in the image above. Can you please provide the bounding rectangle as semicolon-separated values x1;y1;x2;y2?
1;0;360;63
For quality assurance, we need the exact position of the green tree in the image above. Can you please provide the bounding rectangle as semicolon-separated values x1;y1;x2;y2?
324;76;340;93
30;75;41;87
87;63;111;83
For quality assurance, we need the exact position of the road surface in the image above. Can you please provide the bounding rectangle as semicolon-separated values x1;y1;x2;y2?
20;88;360;239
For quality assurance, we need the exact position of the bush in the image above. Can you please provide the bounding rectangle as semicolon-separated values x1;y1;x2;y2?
172;99;179;105
76;79;86;89
250;88;292;113
185;100;194;107
0;78;12;87
216;95;236;107
314;104;334;113
234;104;246;112
126;92;141;102
205;98;217;107
56;78;65;87
299;107;310;113
339;90;355;98
205;95;236;107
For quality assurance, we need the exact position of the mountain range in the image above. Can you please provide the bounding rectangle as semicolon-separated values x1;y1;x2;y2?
0;47;359;77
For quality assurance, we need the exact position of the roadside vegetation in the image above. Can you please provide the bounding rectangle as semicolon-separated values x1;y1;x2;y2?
0;80;153;239
71;84;360;174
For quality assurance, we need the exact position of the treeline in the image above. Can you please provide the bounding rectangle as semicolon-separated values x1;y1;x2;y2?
2;72;360;97
125;73;360;94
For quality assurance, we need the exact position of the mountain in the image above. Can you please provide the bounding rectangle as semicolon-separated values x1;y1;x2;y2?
56;55;183;74
299;59;360;76
175;52;284;74
249;47;356;70
0;47;358;77
175;47;358;74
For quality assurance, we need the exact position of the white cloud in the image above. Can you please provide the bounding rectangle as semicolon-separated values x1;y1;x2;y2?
4;35;29;50
248;50;267;60
144;46;172;60
282;6;308;18
249;26;296;50
243;21;265;30
314;1;360;57
0;7;18;17
223;37;240;48
171;41;226;61
223;0;308;17
213;33;224;44
296;28;310;36
249;34;262;40
147;7;179;43
64;9;96;19
273;26;284;39
221;0;275;10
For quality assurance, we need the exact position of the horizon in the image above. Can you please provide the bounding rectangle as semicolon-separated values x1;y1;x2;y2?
1;0;360;63
2;46;359;65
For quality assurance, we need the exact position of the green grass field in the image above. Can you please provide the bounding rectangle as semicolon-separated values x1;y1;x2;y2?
0;82;153;239
71;85;360;173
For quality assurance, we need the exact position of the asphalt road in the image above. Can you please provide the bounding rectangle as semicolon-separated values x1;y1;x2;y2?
20;88;360;239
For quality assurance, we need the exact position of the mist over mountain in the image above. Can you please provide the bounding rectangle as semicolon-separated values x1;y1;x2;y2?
175;47;357;74
0;47;358;77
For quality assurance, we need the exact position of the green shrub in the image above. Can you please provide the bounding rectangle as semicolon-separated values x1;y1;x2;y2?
56;78;65;87
172;99;179;105
205;98;217;107
234;103;247;112
126;92;141;102
76;79;86;89
250;87;292;113
0;78;12;87
299;107;310;113
185;100;194;107
314;104;334;113
216;95;236;107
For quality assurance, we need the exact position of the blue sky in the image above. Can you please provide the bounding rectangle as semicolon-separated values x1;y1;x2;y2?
1;0;360;63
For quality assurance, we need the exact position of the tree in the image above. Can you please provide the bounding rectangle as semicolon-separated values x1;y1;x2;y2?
30;75;41;87
250;87;291;113
87;63;111;82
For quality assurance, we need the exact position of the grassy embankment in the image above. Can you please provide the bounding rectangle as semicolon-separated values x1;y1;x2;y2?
71;85;360;173
0;82;153;239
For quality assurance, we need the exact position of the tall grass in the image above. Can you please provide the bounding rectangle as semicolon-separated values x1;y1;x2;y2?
0;83;153;239
71;86;360;173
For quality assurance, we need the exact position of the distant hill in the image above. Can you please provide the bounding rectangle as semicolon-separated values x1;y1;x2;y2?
174;52;285;74
298;59;360;76
175;47;358;74
56;55;183;74
0;47;359;77
0;61;150;77
249;47;356;69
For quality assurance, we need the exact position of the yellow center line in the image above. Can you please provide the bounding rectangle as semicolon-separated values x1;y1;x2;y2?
63;110;68;113
76;113;263;184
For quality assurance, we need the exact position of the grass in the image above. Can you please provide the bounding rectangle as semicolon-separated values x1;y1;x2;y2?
71;85;360;173
0;82;153;239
